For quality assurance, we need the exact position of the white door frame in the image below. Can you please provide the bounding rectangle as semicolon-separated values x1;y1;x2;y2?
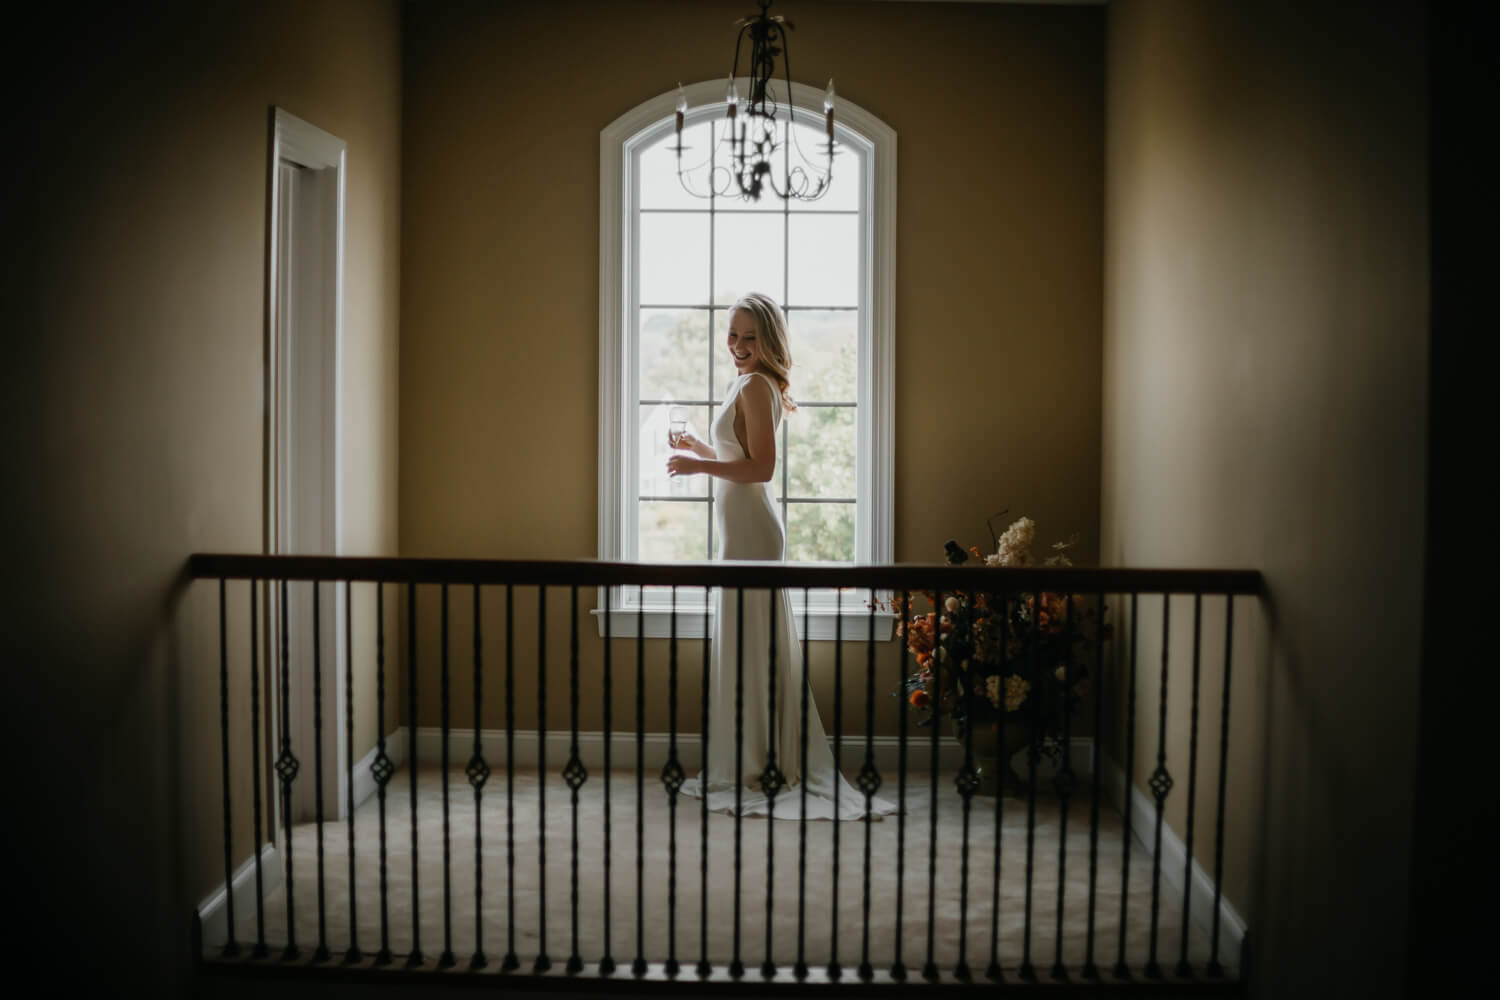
265;106;348;823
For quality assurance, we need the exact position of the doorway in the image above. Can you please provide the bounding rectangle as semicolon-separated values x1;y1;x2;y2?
266;107;347;823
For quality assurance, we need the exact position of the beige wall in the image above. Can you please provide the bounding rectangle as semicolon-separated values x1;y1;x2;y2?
398;0;1105;734
7;0;402;983
1103;0;1427;994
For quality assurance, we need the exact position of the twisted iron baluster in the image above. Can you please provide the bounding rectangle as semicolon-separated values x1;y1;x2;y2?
1145;596;1174;980
730;586;745;980
922;589;941;982
373;583;393;965
663;586;685;977
277;579;300;961
986;593;1006;983
1083;591;1106;979
439;584;455;969
830;587;844;981
502;585;519;971
696;585;712;980
565;585;588;974
1177;593;1205;978
343;580;361;964
534;587;550;973
1206;597;1235;979
857;590;883;981
468;585;489;970
633;588;647;977
600;585;615;975
890;588;909;983
405;583;423;968
312;583;329;963
250;581;267;959
216;579;239;957
794;587;810;981
760;586;784;980
1052;594;1077;981
1113;593;1140;979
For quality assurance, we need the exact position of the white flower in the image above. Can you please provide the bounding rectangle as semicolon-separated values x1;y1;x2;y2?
944;596;960;613
989;516;1035;567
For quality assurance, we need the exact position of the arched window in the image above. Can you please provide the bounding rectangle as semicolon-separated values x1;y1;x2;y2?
598;80;895;638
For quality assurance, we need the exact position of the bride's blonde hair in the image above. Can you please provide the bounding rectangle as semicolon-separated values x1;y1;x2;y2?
733;292;796;413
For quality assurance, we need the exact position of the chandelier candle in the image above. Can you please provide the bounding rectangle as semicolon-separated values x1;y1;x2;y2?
675;0;836;202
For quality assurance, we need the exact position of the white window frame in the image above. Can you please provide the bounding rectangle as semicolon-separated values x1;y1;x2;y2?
598;79;896;640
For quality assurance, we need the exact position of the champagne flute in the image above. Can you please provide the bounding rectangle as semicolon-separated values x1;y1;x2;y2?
668;407;688;449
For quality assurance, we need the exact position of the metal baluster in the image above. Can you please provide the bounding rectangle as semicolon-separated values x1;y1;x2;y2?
312;582;329;962
696;585;712;980
986;593;1005;983
891;588;909;983
439;584;455;968
794;586;810;981
633;587;647;976
663;586;685;977
956;589;978;981
344;580;361;965
534;586;550;973
1019;586;1040;982
731;586;745;980
1113;593;1139;979
217;579;239;957
1052;593;1077;981
251;580;267;959
277;579;300;961
1083;591;1106;979
1206;597;1235;979
829;590;845;978
565;585;588;974
922;588;941;982
373;583;394;966
502;585;519;971
760;586;784;980
857;589;882;981
600;585;616;976
1145;595;1173;979
406;583;423;968
468;585;489;970
1177;593;1204;978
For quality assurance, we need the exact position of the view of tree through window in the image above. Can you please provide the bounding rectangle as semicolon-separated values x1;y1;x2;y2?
635;118;861;565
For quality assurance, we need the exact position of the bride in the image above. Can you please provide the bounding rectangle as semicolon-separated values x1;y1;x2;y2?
667;293;895;821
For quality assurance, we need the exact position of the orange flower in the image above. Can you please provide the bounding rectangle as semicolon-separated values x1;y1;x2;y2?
909;689;931;709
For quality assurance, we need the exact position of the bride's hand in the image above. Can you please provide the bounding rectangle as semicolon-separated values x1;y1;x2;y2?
674;431;714;459
666;453;701;478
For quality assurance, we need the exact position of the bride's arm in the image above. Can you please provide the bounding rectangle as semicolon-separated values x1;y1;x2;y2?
673;431;716;460
667;376;776;483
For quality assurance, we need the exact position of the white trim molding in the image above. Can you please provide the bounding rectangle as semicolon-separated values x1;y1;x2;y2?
598;80;897;640
196;844;281;951
1099;752;1248;975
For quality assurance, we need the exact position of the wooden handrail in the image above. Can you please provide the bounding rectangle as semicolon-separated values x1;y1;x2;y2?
189;553;1262;595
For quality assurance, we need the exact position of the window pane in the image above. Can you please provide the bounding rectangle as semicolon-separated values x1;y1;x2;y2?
640;404;713;497
784;309;856;401
787;405;855;499
787;120;859;212
640;121;713;210
714;212;785;305
640;309;711;402
788;214;858;306
641;212;710;305
639;500;710;562
786;501;855;564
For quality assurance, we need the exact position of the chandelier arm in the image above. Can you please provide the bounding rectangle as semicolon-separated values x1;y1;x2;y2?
777;23;797;127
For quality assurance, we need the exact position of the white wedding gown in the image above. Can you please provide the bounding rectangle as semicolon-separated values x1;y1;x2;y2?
679;372;897;821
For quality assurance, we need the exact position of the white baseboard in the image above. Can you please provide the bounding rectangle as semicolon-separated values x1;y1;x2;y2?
406;725;1093;782
1099;752;1247;972
349;728;408;812
196;843;281;950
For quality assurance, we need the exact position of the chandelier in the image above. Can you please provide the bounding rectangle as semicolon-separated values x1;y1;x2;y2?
674;0;836;203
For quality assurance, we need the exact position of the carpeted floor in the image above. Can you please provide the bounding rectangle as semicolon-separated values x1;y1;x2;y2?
224;763;1232;979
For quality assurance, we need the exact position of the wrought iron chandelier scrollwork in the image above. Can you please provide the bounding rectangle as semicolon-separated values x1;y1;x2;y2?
674;0;836;203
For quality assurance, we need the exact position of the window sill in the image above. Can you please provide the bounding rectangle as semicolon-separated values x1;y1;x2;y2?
592;607;897;642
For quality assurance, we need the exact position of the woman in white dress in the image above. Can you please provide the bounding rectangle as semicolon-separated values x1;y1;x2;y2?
667;293;895;821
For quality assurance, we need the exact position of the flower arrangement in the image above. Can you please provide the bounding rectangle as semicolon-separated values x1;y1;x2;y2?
887;515;1111;792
